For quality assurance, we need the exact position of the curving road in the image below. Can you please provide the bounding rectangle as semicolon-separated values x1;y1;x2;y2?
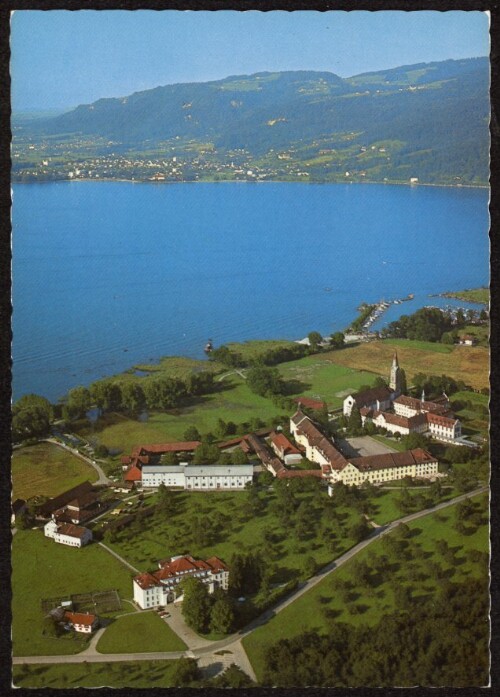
13;485;488;673
44;438;111;486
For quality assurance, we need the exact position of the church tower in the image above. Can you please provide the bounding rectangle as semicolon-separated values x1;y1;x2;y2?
389;352;402;395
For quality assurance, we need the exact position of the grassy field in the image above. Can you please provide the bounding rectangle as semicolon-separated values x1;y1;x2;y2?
79;376;285;454
278;356;378;408
323;340;489;390
243;493;488;681
96;611;187;653
382;338;453;354
444;288;489;304
124;355;224;379
104;487;363;585
12;442;98;500
13;660;180;689
450;390;489;438
225;339;299;361
12;530;134;656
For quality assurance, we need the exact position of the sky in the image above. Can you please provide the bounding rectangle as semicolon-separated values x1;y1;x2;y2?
10;10;490;112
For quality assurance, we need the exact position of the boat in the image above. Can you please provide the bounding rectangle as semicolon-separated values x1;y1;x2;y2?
204;339;213;354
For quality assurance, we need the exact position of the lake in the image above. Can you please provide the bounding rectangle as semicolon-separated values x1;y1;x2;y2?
12;181;489;402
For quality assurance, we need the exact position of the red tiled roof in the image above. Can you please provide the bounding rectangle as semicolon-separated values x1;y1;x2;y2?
351;386;392;407
132;441;201;456
427;413;458;427
293;396;326;411
278;469;323;478
124;464;143;482
56;522;90;539
349;448;436;472
38;481;94;517
135;555;229;588
292;412;347;470
64;611;96;626
270;432;301;455
393;395;447;414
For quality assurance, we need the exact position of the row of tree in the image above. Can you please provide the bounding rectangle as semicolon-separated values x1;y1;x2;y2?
262;576;489;687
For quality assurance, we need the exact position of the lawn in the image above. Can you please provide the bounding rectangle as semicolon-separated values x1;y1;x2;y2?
278;356;377;407
444;288;489;305
13;660;180;689
78;376;285;454
12;442;98;500
122;355;224;379
382;338;453;354
243;493;489;681
96;611;186;653
323;340;489;390
12;530;135;656
371;434;406;452
370;487;457;526
104;487;363;587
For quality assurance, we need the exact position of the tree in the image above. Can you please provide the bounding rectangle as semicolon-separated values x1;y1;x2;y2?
13;393;53;422
211;664;255;688
401;432;428;450
348;405;362;434
12;406;51;441
210;595;235;634
171;657;201;686
120;382;145;414
303;555;317;578
308;331;323;350
180;578;212;632
157;483;176;515
329;332;345;349
192;442;220;464
90;380;122;411
246;364;285;397
184;426;201;441
231;447;248;464
63;386;92;419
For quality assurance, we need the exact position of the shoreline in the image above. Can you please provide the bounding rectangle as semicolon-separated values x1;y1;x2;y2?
11;178;489;191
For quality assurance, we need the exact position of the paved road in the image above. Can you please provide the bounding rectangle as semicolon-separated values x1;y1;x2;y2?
44;438;111;486
13;486;488;672
216;369;247;382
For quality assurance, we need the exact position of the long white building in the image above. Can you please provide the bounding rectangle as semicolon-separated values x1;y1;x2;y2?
140;464;254;490
133;554;229;609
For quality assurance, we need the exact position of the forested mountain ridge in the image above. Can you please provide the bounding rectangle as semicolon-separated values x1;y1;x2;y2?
14;57;489;185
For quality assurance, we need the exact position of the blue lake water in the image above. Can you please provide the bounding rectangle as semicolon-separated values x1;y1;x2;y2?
12;181;489;402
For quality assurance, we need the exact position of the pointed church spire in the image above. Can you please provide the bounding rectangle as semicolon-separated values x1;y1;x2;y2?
389;352;402;394
421;389;426;403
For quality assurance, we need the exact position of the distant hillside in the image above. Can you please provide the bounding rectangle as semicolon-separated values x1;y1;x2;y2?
15;58;489;185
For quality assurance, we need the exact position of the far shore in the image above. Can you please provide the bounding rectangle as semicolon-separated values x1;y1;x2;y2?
11;177;489;191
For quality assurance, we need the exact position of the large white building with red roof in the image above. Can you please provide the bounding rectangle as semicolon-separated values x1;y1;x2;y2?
133;554;229;609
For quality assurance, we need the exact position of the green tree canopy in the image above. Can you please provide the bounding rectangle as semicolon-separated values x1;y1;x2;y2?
180;578;212;633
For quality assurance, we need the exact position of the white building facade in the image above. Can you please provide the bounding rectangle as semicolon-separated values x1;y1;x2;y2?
44;520;92;547
140;464;253;490
133;554;229;609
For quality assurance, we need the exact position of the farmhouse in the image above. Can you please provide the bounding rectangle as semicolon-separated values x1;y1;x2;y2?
133;554;229;609
63;611;99;634
44;519;93;547
140;463;254;489
37;481;96;519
